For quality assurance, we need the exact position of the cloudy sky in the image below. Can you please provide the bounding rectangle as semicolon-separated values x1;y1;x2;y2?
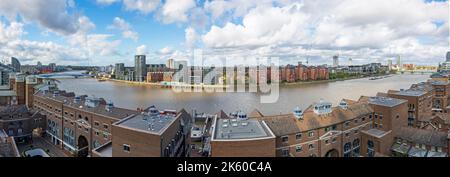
0;0;448;66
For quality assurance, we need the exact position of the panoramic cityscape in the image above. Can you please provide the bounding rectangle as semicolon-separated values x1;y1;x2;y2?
0;0;449;162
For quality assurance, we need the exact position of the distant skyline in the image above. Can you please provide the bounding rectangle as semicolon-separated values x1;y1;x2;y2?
0;0;448;66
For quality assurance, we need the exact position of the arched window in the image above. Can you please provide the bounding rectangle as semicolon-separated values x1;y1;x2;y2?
344;143;352;152
344;142;352;157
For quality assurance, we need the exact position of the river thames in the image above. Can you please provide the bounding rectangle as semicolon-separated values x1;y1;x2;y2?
56;74;430;115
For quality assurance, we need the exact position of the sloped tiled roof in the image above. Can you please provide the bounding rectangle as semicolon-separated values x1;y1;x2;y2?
395;127;448;147
249;109;264;118
259;102;373;136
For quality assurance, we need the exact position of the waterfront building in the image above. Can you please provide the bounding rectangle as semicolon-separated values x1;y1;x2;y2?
388;59;393;71
439;52;450;74
0;63;14;85
388;89;433;127
205;96;411;157
134;55;147;82
33;90;139;156
252;99;375;157
93;106;192;157
333;55;339;67
430;81;450;113
209;111;276;157
125;69;135;81
396;56;402;71
48;63;56;72
147;72;174;83
20;65;39;74
147;64;166;72
167;59;175;69
114;63;125;80
360;96;408;157
174;60;188;71
11;57;21;73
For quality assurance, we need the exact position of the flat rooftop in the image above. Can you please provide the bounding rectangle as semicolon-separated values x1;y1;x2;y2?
368;96;406;107
0;85;10;90
393;90;426;97
116;112;177;135
431;80;448;86
0;90;16;97
213;118;273;140
93;142;112;157
363;129;390;138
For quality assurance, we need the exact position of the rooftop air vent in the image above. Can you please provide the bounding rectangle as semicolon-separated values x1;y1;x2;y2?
53;91;60;97
105;101;114;112
74;96;81;103
148;106;159;117
237;111;248;121
293;106;303;119
313;99;332;115
339;100;348;110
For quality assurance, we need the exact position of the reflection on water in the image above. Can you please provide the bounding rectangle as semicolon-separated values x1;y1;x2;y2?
57;74;430;115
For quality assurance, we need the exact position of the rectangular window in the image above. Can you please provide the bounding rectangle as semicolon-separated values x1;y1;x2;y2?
308;144;314;150
123;144;131;152
345;121;350;127
296;146;302;152
103;133;109;139
281;136;289;143
281;149;289;157
295;133;302;140
308;131;314;137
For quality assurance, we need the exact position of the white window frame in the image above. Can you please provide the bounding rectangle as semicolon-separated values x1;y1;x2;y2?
123;144;131;153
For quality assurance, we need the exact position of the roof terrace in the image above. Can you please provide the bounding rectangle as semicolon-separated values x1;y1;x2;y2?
114;106;178;135
213;117;274;140
368;96;407;107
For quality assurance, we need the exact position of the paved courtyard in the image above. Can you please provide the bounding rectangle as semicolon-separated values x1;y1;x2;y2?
17;135;68;157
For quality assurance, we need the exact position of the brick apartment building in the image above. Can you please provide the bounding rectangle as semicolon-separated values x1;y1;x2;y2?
33;90;138;156
280;64;329;83
208;99;376;157
0;105;45;144
93;106;192;157
387;89;433;127
209;111;276;157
